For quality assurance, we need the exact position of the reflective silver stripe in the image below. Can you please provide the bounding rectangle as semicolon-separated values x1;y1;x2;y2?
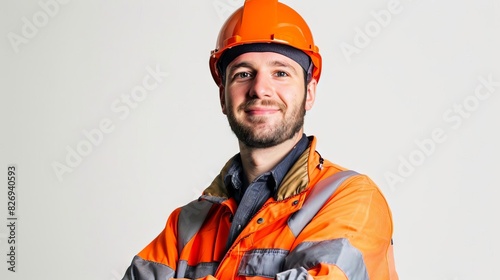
284;238;368;280
177;200;213;253
275;267;309;280
238;249;289;278
176;260;188;278
176;200;213;278
288;170;358;237
184;261;220;279
122;255;175;280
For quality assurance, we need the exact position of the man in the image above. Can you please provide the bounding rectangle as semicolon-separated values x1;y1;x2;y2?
123;0;398;279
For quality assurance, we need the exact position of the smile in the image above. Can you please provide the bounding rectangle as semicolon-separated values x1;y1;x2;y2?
244;107;280;115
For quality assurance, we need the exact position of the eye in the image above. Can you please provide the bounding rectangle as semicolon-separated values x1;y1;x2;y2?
274;71;289;77
233;72;252;80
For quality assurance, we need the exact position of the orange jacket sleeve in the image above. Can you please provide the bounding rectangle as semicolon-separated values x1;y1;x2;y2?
278;174;398;280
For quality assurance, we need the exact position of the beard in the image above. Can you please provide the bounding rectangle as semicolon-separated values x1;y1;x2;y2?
226;97;306;148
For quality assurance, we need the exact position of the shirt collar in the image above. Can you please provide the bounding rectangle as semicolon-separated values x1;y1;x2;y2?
224;134;310;197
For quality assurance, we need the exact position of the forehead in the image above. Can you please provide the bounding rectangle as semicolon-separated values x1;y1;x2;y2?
227;52;302;70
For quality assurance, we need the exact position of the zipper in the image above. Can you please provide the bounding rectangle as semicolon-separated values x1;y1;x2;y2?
214;193;304;277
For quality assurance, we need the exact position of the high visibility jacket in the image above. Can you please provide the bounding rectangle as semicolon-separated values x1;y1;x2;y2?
123;136;398;280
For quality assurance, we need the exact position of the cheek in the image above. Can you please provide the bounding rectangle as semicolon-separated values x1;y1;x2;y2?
279;87;305;108
226;87;248;106
224;95;239;113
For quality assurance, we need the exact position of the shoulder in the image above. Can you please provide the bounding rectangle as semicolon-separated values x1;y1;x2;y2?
309;157;393;220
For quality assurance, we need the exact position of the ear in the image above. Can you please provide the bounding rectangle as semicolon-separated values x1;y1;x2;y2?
219;85;227;115
304;78;317;111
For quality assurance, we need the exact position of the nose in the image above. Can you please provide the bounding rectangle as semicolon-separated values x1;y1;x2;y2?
249;72;273;99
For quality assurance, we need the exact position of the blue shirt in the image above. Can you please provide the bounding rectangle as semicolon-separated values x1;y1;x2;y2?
223;134;310;249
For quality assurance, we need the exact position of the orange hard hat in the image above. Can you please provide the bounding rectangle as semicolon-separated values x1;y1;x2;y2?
209;0;322;86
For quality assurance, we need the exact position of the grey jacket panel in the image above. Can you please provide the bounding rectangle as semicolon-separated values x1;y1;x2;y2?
284;238;369;280
122;255;175;280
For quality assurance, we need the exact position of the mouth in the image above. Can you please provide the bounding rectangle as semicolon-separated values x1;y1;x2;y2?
244;107;281;115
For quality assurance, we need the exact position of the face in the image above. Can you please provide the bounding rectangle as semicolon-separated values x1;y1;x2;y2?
219;52;316;148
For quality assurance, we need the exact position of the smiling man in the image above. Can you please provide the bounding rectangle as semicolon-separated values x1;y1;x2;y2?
123;1;398;279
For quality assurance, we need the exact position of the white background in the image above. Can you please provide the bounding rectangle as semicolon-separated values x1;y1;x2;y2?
1;0;499;279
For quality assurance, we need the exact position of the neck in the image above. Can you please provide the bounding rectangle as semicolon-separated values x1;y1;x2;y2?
238;130;304;183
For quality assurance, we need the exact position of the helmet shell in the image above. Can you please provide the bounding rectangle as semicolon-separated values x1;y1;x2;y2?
209;0;322;86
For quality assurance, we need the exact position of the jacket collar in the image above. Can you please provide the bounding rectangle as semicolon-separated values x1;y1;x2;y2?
202;136;322;202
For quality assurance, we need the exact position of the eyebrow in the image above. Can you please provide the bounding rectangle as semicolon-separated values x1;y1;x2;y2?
267;60;298;75
228;61;254;74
